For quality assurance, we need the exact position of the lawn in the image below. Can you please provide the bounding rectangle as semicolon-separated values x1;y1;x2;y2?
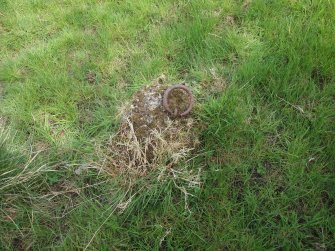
1;0;334;250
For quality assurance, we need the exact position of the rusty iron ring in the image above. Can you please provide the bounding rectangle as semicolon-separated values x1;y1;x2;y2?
163;84;194;116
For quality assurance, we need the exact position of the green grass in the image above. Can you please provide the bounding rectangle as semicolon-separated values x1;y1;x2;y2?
1;0;335;250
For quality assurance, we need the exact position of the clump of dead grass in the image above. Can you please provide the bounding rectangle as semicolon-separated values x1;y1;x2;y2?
104;79;200;180
106;115;197;177
101;77;203;218
105;77;199;179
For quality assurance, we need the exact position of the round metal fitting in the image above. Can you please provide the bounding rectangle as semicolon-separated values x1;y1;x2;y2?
162;84;194;117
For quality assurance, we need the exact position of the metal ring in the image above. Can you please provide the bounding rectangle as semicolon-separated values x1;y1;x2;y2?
163;84;194;116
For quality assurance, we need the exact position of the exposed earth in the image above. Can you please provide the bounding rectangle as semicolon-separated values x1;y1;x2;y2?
106;83;198;176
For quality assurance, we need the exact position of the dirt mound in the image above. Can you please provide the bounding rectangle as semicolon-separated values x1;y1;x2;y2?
105;82;198;177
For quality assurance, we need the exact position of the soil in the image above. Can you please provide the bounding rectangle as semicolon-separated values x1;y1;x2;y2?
121;84;192;141
106;83;198;177
86;70;97;84
124;84;167;141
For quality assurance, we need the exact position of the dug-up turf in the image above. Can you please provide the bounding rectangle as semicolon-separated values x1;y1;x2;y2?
105;82;199;177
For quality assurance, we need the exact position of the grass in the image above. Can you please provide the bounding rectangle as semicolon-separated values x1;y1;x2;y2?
1;0;335;250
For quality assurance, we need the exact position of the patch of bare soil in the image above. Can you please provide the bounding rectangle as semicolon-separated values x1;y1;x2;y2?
105;82;199;177
86;70;97;84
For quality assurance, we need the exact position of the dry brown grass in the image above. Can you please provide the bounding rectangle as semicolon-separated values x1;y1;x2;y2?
105;107;198;177
104;80;200;179
100;77;203;215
